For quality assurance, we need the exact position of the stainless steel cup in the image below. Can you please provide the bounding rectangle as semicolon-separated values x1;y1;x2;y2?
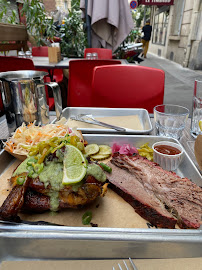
0;70;63;135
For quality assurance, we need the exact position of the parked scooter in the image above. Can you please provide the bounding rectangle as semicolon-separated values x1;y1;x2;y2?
121;43;144;64
113;42;144;64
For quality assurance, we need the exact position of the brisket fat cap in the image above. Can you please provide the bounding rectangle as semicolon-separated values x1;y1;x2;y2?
107;153;202;229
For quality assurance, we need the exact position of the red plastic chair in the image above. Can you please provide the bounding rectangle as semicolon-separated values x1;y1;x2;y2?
32;46;49;57
0;56;36;114
32;46;63;82
0;55;54;110
67;59;121;107
91;65;165;113
84;48;112;59
0;55;35;71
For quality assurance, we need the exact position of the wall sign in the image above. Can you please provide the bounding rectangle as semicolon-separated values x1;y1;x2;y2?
138;0;174;5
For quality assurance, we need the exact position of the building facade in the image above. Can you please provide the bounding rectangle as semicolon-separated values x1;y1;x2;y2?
149;0;202;70
43;0;71;13
55;0;71;11
43;0;56;13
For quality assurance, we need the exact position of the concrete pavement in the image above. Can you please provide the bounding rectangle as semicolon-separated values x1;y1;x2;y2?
139;53;202;113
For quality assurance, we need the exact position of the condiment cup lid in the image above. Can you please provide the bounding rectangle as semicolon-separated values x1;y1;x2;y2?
152;141;184;157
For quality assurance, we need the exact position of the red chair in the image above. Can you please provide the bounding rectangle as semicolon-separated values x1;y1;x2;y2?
32;46;49;57
84;48;112;59
32;46;63;82
0;55;35;71
91;65;165;113
67;59;121;107
0;56;36;114
0;55;54;110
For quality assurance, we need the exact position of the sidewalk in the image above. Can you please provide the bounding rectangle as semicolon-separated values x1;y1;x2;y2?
140;53;202;113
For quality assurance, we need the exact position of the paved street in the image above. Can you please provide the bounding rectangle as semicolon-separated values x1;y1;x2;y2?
140;53;202;113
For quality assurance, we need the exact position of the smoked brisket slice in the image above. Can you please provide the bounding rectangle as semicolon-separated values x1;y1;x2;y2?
107;153;202;229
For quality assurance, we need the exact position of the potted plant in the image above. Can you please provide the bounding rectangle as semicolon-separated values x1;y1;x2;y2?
21;0;55;47
59;0;87;58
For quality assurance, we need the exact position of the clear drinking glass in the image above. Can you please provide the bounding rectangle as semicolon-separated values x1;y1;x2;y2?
154;104;189;140
190;80;202;138
18;51;26;58
92;52;98;59
86;53;92;59
25;50;33;58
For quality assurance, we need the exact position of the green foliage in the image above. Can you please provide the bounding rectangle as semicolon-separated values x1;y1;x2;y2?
60;3;87;57
0;0;17;24
71;0;80;10
21;0;55;46
135;5;151;27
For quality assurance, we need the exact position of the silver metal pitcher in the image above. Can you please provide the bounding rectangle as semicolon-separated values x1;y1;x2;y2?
0;70;63;135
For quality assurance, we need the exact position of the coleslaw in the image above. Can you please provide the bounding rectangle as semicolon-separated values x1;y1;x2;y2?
4;118;82;156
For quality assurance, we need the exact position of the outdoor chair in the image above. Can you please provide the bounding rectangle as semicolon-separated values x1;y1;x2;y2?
0;55;35;71
91;65;165;113
84;48;113;59
0;55;54;111
67;59;121;107
32;46;49;57
32;46;63;82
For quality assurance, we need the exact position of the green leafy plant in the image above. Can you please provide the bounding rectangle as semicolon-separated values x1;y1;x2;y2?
21;0;55;46
0;0;17;24
59;1;87;57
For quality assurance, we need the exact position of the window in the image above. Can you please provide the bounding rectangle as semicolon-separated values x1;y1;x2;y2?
152;9;169;46
64;0;68;10
171;0;185;36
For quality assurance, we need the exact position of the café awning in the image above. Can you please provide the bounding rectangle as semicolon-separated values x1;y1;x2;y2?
138;0;174;5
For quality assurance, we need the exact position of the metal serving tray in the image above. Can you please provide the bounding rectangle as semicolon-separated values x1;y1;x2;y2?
0;135;202;262
55;107;153;134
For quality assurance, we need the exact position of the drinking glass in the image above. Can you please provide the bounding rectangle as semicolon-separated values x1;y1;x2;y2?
190;80;202;138
86;53;92;59
154;104;189;140
92;52;98;59
18;51;26;58
25;50;33;58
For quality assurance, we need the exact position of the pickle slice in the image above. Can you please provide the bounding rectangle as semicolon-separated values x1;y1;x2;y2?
90;153;111;160
85;144;99;156
98;145;112;155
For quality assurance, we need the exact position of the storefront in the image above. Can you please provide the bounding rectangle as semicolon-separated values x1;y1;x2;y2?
138;0;202;70
138;0;174;57
152;6;169;46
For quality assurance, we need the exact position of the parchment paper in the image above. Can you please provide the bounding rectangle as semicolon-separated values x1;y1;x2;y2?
67;115;143;130
1;258;202;270
0;160;149;228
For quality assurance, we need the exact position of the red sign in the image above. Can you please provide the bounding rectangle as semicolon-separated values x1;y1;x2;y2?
130;1;138;9
138;0;174;5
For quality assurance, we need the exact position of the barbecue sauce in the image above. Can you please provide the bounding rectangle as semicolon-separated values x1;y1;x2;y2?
154;145;181;155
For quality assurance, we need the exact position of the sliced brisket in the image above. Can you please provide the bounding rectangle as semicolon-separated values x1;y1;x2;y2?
107;153;202;229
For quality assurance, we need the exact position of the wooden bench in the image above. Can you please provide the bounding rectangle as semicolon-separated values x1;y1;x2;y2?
0;23;28;53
